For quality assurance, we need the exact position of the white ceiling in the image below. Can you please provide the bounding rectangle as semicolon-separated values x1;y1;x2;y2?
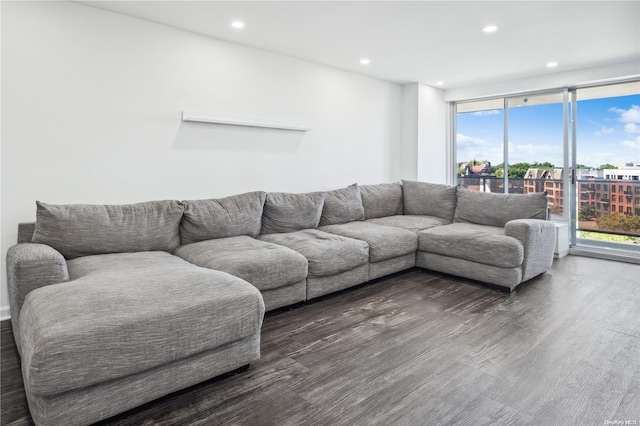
77;1;640;89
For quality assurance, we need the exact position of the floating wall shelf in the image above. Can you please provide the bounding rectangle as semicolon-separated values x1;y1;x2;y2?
181;111;311;132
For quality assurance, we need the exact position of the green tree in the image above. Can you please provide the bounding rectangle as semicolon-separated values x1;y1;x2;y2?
596;212;640;233
535;161;555;169
492;162;556;179
598;163;617;170
578;204;595;221
507;163;530;178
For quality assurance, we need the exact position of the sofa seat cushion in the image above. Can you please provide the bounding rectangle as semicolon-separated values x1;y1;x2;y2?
174;236;308;291
320;222;417;263
258;229;368;278
366;215;449;233
19;252;264;396
417;223;524;268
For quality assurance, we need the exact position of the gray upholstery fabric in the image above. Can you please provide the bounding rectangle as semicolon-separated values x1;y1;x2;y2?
402;180;458;221
418;223;524;268
369;253;416;280
32;200;184;259
454;188;548;227
26;336;260;426
180;191;266;244
416;251;522;289
505;219;556;281
360;182;403;219
366;215;449;233
174;235;308;292
258;229;369;277
6;243;69;354
318;184;364;226
20;251;263;396
306;263;369;299
320;221;417;262
261;280;307;311
261;192;324;234
10;184;557;426
17;222;35;243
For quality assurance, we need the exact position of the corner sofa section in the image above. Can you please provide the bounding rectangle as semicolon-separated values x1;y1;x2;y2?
415;188;556;289
8;201;265;426
7;180;556;426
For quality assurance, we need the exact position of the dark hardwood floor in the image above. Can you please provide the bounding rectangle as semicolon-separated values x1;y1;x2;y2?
2;255;640;425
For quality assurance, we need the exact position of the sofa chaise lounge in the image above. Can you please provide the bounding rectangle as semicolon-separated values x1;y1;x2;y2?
7;180;556;425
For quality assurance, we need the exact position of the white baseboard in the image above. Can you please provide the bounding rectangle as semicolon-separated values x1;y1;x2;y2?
1;305;11;321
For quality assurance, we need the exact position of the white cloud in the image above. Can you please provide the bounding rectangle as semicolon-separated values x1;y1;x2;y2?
621;135;640;150
507;141;563;165
624;122;640;134
596;126;615;135
456;133;502;164
610;105;640;134
576;151;627;168
456;133;488;146
457;134;567;166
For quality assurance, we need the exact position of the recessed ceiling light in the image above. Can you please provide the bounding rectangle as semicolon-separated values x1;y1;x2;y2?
360;58;371;65
546;61;558;68
231;21;245;29
483;25;498;33
435;81;444;86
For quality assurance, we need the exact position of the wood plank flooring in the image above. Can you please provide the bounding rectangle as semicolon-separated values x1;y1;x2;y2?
2;255;640;425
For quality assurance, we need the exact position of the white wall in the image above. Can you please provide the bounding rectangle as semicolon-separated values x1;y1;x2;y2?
399;83;449;184
0;1;403;318
417;85;448;184
399;84;419;180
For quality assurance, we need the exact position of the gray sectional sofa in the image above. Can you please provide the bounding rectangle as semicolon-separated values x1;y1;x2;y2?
7;180;556;426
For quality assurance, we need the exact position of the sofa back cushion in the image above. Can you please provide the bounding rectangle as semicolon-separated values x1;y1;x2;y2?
319;184;365;226
261;192;325;234
180;191;266;245
32;200;185;259
359;182;403;219
402;180;458;222
454;188;548;227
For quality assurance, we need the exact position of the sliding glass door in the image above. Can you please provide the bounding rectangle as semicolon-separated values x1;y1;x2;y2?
454;80;640;258
455;90;567;220
573;82;640;251
506;92;567;219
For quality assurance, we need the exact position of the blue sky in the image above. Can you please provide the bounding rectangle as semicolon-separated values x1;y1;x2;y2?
457;93;640;168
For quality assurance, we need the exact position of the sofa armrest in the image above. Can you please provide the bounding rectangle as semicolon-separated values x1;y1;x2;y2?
7;243;69;353
505;219;556;282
